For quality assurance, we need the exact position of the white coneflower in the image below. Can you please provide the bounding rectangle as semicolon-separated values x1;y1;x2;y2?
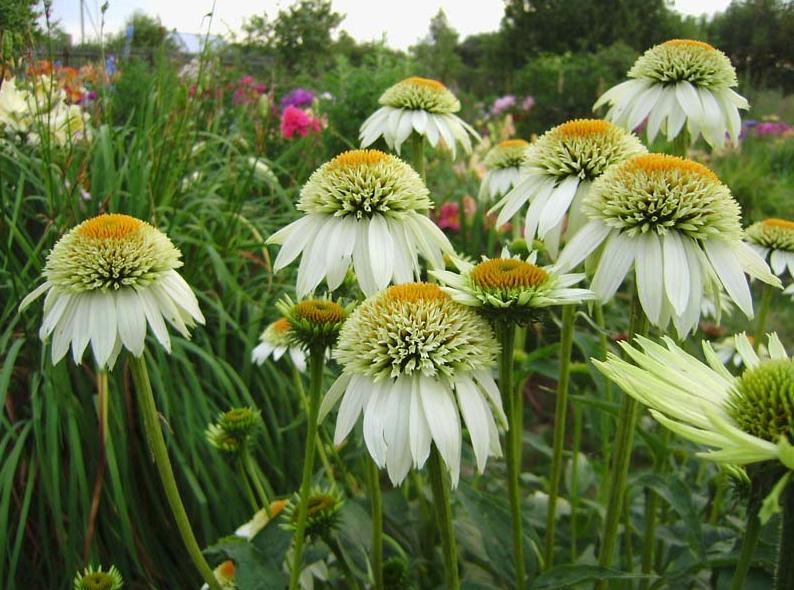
267;150;453;296
0;78;33;135
199;560;237;590
252;317;306;371
489;120;646;257
431;249;594;323
594;333;794;469
556;154;779;336
73;565;124;590
714;334;769;368
594;39;748;148
20;214;204;368
360;77;479;157
746;218;794;284
320;283;505;487
478;139;529;203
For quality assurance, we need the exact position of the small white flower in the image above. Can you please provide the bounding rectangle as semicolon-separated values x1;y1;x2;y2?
556;154;780;336
360;77;479;157
489;119;645;257
594;39;748;148
594;333;794;470
478;139;529;203
252;318;306;371
20;214;204;368
267;150;452;296
321;283;505;487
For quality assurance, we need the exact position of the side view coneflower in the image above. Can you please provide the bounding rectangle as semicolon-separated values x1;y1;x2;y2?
746;218;794;334
594;39;749;149
252;317;306;371
267;150;452;296
73;565;124;590
478;139;529;204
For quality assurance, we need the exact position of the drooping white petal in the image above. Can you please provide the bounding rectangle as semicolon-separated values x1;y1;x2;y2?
368;215;395;290
662;232;690;316
635;231;663;324
555;221;612;272
384;377;413;485
590;231;635;302
538;176;580;238
333;374;368;444
454;374;491;473
116;288;147;357
419;376;461;487
90;292;117;367
363;379;389;466
704;239;753;318
409;375;432;469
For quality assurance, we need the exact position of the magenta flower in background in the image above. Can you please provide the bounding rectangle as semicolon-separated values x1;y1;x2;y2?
521;95;535;111
280;105;322;139
435;196;477;232
754;121;792;137
280;88;315;110
491;95;517;116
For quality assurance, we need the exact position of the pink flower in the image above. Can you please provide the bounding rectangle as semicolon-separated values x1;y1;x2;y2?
437;201;461;231
280;106;322;139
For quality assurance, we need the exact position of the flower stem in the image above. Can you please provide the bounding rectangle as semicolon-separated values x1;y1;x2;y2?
242;447;271;516
128;354;222;590
593;302;613;466
596;291;649;588
497;321;525;587
84;369;109;561
671;128;691;158
238;460;259;513
731;495;762;590
367;457;384;590
775;480;794;590
428;445;460;590
288;346;326;590
411;133;426;180
754;282;775;346
544;305;576;569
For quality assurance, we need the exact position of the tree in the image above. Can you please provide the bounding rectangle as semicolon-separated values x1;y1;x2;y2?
241;0;343;76
410;9;464;83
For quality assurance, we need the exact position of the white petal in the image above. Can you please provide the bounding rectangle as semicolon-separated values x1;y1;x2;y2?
555;220;612;272
385;377;413;485
139;288;171;353
363;380;389;466
675;81;704;125
454;375;491;473
635;232;663;324
704;239;753;318
590;231;635;302
353;221;378;295
409;375;432;469
419;376;461;488
271;216;316;271
90;293;117;367
368;215;394;290
333;374;368;444
319;373;351;421
662;232;690;316
116;289;147;357
538;176;580;238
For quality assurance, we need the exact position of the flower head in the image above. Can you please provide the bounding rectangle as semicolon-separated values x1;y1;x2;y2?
360;77;479;156
282;486;343;540
252;317;306;371
20;214;204;368
746;218;794;281
594;39;748;147
281;88;315;110
200;560;237;590
73;565;124;590
267;150;452;296
432;250;594;324
321;283;504;486
489;120;646;256
594;333;794;470
280;105;322;139
205;407;261;456
276;296;348;350
478;139;529;203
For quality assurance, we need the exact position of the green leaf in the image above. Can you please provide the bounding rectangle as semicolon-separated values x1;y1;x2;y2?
530;564;654;589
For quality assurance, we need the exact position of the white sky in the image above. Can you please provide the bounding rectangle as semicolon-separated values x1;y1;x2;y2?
48;0;733;50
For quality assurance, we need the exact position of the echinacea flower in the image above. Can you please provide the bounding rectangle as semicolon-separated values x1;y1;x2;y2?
490;120;646;257
282;486;343;540
252;318;306;371
594;39;748;147
431;249;594;323
360;77;479;157
746;218;794;283
205;407;261;456
478;139;529;203
275;296;348;351
320;283;505;487
73;564;124;590
20;214;205;368
199;560;236;590
593;333;794;469
267;150;453;296
556;154;779;336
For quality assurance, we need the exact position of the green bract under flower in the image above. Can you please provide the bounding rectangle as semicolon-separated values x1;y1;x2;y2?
73;565;124;590
379;77;460;113
432;251;595;324
298;149;432;220
277;296;348;350
334;283;498;380
205;424;244;454
628;39;737;89
746;219;794;252
484;139;530;170
282;486;343;540
218;406;261;436
584;153;742;240
527;119;646;180
45;214;182;292
729;359;794;444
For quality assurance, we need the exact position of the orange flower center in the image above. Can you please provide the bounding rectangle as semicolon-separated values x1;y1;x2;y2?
622;154;719;182
471;259;548;289
385;282;448;303
663;39;715;51
498;139;530;149
403;76;447;91
294;300;346;324
763;218;794;230
77;214;143;240
329;149;389;169
556;119;612;137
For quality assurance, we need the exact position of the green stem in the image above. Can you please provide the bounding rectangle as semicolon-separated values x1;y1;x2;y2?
128;354;222;590
570;402;583;563
731;485;763;590
755;283;775;346
775;480;794;590
238;460;259;513
428;446;460;590
367;457;384;590
288;346;326;590
594;302;613;467
544;305;577;569
242;448;271;516
639;489;659;590
411;133;426;181
596;291;649;589
497;321;525;587
84;369;109;561
671;128;691;158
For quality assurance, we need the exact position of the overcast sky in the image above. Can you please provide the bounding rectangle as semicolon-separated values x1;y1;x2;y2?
49;0;734;49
